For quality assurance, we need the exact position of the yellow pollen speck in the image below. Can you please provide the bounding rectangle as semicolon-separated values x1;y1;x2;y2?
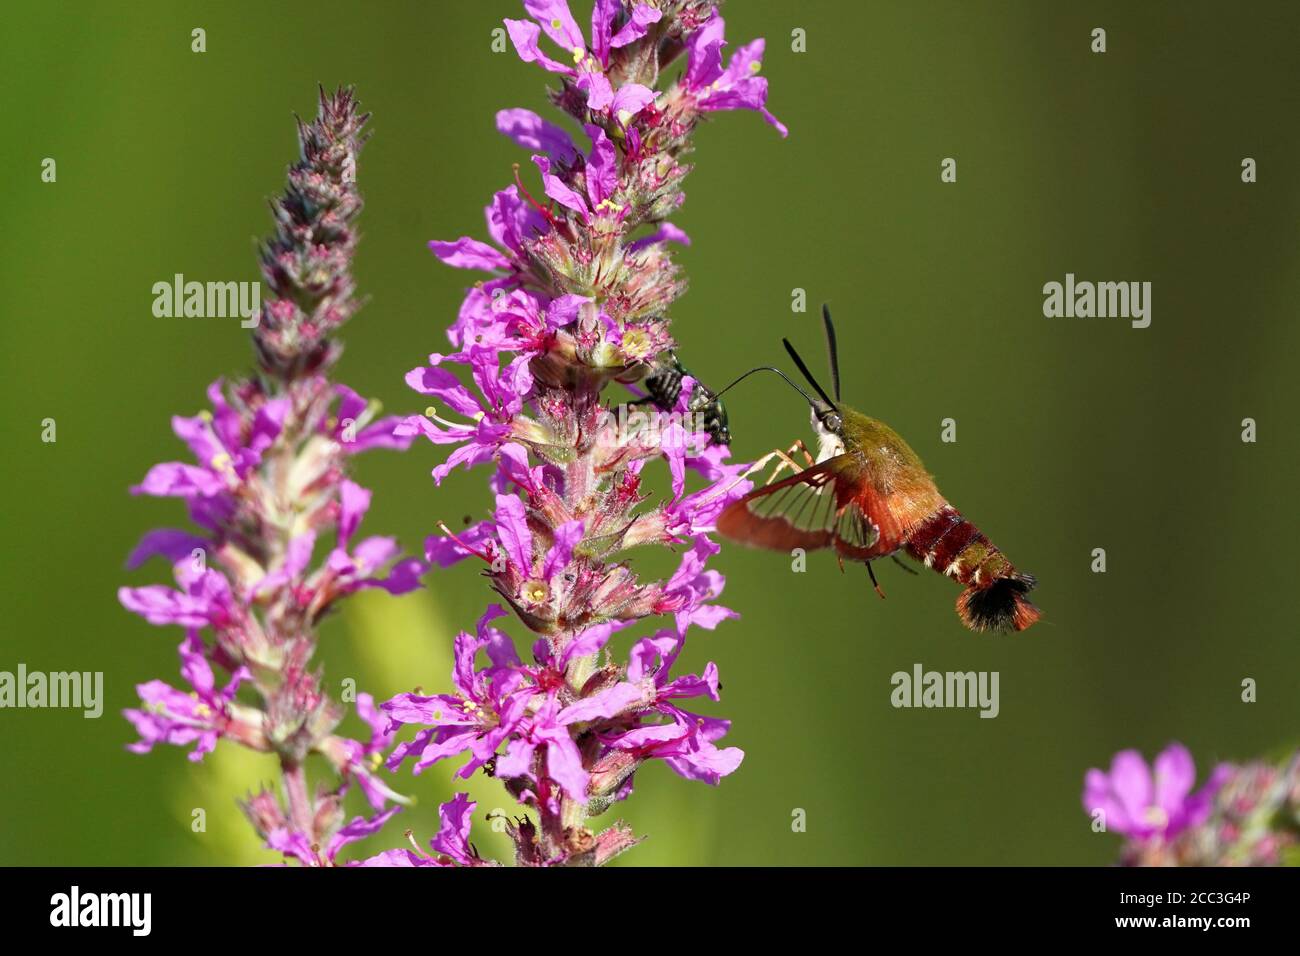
1142;805;1169;829
210;452;232;471
433;710;442;721
425;406;438;417
194;703;212;719
551;18;562;29
369;752;383;770
572;46;585;64
750;60;762;73
198;410;213;422
525;580;548;603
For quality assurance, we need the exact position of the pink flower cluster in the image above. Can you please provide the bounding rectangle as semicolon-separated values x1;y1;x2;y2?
376;0;784;865
120;89;426;865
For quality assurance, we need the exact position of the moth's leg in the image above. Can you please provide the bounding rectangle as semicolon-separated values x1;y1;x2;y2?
702;450;783;508
738;448;779;478
737;449;792;488
772;440;815;472
744;448;804;486
866;560;887;599
890;553;919;576
773;440;817;474
772;449;804;473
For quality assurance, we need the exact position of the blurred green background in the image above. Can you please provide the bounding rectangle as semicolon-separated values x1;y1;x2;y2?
2;0;1298;866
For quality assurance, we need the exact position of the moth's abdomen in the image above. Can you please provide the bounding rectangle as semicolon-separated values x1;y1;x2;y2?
904;505;1040;633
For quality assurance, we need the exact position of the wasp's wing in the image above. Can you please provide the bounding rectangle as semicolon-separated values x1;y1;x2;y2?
717;455;884;558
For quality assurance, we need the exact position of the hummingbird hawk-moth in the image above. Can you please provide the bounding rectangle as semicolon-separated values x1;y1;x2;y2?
716;306;1041;633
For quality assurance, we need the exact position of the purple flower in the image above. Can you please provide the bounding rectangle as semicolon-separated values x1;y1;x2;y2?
1082;743;1232;840
531;125;625;223
655;534;738;635
495;494;534;575
352;794;486;867
383;606;531;778
504;1;659;114
323;480;426;597
445;288;589;363
626;221;691;255
119;561;238;630
496;693;590;803
591;629;743;786
428;792;480;865
497;108;578;165
397;348;534;484
125;528;209;571
318;692;410;811
351;848;438;868
270;805;402;867
430;186;548;300
661;463;753;541
123;635;252;761
128;378;409;552
131;382;287;516
250;529;317;599
425;518;497;569
429;237;514;272
332;385;417;453
684;14;787;136
660;463;754;546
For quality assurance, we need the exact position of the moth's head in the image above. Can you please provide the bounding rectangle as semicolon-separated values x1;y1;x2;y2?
810;404;846;460
811;403;843;437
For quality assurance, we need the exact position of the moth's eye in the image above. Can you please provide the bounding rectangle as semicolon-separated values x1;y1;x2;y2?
826;414;843;433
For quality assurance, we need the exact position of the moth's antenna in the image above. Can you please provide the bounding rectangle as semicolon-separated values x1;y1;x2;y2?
712;366;821;411
782;339;839;411
821;303;841;402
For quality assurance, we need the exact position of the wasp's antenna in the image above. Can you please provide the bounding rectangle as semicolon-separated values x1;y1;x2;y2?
821;304;841;402
712;365;822;410
782;338;839;411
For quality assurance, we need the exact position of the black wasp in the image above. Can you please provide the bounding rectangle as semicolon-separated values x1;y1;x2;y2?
637;351;731;447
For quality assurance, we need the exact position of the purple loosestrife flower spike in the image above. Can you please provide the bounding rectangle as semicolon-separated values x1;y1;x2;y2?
256;86;371;380
121;88;420;866
383;2;780;866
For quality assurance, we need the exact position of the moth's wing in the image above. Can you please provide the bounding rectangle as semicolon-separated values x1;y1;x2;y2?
830;496;883;560
831;484;907;561
717;455;881;555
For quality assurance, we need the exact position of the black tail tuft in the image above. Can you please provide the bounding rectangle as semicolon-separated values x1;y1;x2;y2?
956;572;1040;633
